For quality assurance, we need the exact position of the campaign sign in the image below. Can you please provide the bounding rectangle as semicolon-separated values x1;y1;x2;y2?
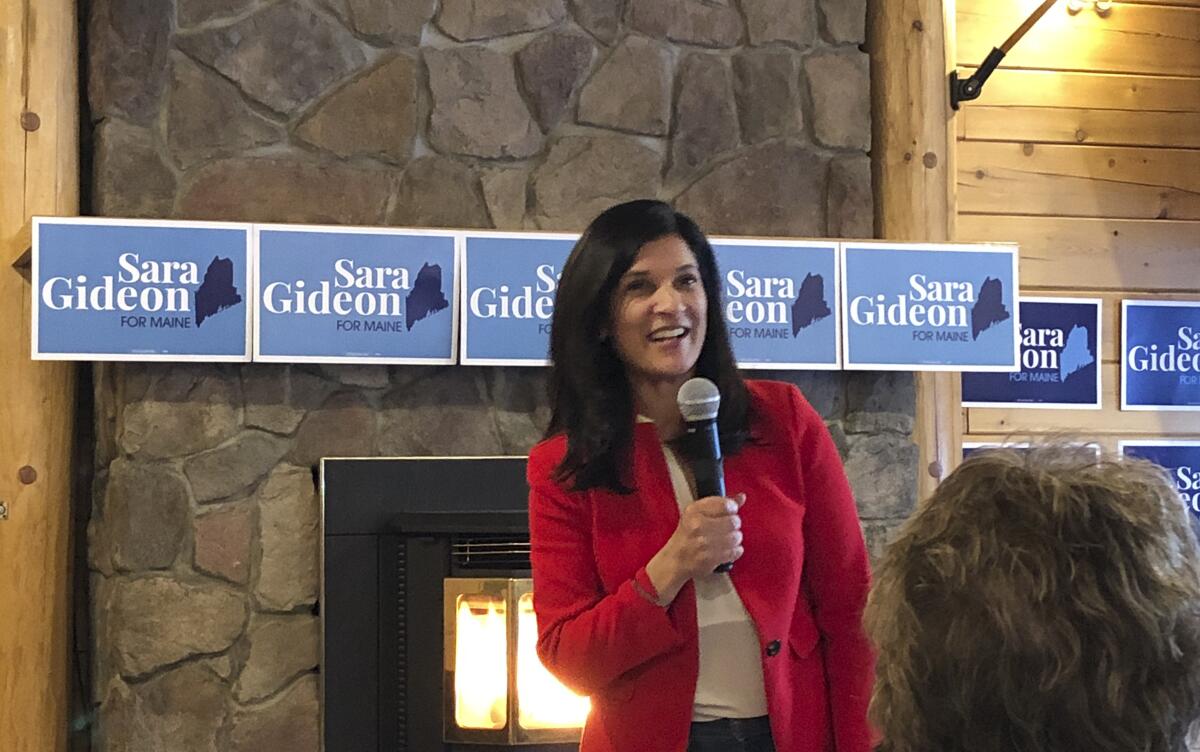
962;441;1021;459
255;225;457;364
711;239;840;369
33;217;251;361
962;297;1101;409
1121;301;1200;411
460;232;577;365
841;242;1019;370
962;441;1100;459
1119;441;1200;517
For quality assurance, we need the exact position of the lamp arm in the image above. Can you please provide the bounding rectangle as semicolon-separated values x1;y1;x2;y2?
948;0;1057;110
949;47;1006;110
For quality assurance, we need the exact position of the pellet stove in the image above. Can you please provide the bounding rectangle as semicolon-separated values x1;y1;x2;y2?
321;457;585;752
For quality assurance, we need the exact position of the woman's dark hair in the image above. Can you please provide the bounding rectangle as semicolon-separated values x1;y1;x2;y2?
866;444;1200;752
545;199;750;492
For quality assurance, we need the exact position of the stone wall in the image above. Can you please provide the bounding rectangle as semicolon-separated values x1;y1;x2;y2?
86;0;911;749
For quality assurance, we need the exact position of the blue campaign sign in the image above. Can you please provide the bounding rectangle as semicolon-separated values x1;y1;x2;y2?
962;297;1101;409
1122;301;1200;411
962;441;1023;459
460;232;577;365
840;242;1020;371
711;239;839;369
33;217;251;361
1120;441;1200;517
255;225;458;364
963;441;1099;459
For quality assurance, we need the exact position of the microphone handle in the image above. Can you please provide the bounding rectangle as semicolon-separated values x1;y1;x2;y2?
689;431;733;574
692;459;725;499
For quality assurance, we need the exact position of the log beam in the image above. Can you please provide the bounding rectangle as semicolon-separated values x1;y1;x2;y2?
0;0;79;749
868;0;964;501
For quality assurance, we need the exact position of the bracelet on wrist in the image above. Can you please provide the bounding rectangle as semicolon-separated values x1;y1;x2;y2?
633;567;666;607
632;579;658;605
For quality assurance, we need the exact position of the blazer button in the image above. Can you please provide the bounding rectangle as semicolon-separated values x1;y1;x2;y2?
765;640;781;657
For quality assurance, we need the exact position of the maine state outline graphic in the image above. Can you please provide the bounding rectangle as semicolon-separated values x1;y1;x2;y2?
194;256;242;327
405;262;450;331
1058;324;1094;381
969;277;1010;340
790;273;831;337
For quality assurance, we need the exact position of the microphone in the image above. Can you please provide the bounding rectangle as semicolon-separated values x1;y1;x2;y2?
676;377;734;574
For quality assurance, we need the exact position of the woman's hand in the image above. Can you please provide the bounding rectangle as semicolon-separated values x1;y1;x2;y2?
643;493;745;604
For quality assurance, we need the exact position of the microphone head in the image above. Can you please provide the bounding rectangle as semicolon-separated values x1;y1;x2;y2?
677;377;720;422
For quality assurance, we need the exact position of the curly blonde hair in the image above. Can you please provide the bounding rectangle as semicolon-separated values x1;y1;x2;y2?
866;445;1200;752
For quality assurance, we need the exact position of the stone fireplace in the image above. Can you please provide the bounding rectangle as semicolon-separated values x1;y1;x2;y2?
85;1;909;750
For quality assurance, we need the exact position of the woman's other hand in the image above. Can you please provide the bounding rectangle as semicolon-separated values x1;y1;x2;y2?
644;493;745;604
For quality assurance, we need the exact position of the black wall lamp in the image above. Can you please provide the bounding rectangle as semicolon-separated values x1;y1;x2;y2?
949;0;1058;110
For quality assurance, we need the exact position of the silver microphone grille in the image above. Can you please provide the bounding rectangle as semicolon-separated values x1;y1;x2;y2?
677;377;720;422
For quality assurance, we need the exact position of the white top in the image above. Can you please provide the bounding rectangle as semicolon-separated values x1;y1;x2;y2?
661;442;769;722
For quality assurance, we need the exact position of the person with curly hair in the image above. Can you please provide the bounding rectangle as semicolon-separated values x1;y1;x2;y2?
866;445;1200;752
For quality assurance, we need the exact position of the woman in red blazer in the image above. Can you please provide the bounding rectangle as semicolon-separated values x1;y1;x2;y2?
527;200;874;752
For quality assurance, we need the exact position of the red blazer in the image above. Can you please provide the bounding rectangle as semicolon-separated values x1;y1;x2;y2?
528;380;874;752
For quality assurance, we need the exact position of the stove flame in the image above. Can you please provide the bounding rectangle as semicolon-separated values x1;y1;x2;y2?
517;594;590;729
454;597;508;730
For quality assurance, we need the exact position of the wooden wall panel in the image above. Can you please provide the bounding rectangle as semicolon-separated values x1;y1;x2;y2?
959;142;1200;220
956;215;1200;291
1120;0;1200;8
956;0;1200;453
964;69;1200;112
959;106;1200;148
959;1;1200;76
